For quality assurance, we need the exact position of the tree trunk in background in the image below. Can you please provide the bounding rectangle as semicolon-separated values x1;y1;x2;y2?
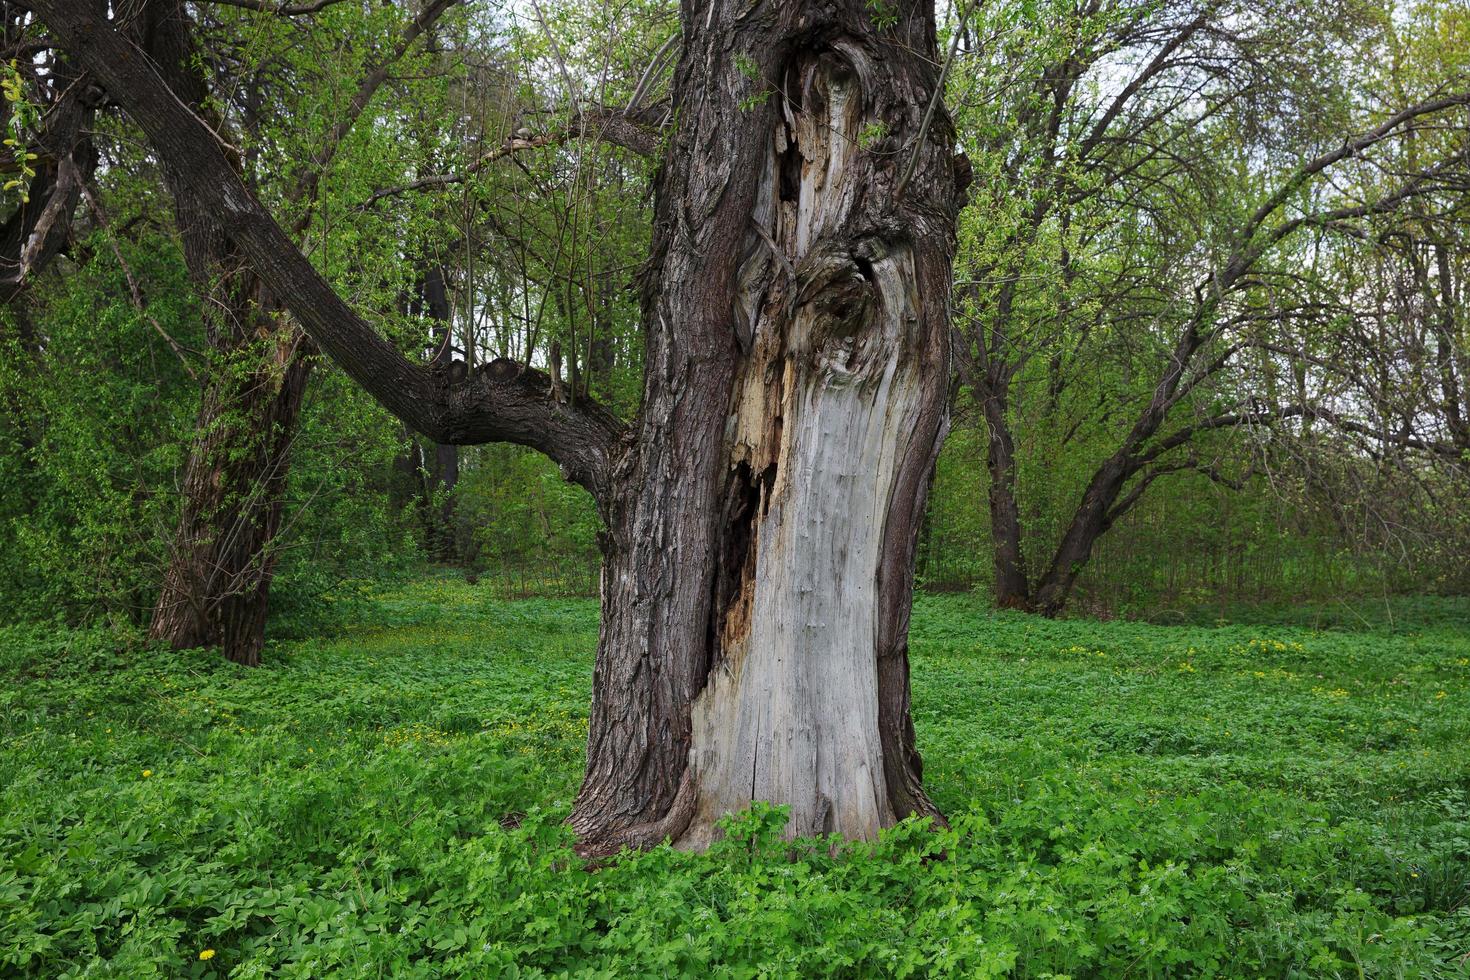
0;51;95;476
137;0;312;666
0;58;94;302
569;0;965;852
980;387;1030;608
414;265;459;561
1028;457;1131;616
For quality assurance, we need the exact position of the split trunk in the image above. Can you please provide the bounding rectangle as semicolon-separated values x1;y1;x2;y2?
568;0;965;851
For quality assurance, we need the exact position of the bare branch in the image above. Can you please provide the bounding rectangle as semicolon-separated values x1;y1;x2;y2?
358;106;660;207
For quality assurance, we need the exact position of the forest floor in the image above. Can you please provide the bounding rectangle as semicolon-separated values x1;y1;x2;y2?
3;577;1469;977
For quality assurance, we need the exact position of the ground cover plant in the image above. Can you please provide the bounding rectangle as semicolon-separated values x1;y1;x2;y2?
3;577;1469;977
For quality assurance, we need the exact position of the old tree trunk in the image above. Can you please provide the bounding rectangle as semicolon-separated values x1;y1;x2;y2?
574;3;964;850
39;0;966;849
132;0;312;667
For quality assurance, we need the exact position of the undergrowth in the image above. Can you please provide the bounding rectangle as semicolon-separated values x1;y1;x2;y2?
2;579;1468;976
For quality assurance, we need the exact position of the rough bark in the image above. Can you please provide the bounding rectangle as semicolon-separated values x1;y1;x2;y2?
38;0;963;849
130;0;314;666
571;0;963;850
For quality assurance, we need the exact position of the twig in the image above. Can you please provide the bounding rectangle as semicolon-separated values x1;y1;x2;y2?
80;183;201;380
895;0;974;197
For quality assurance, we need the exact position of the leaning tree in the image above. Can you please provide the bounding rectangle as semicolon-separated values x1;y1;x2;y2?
33;0;968;850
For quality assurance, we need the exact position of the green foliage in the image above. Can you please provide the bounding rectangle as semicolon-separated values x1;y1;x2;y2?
0;212;425;629
4;578;1468;976
938;0;1470;612
0;60;39;204
857;120;888;149
454;444;600;573
0;223;200;625
865;0;899;31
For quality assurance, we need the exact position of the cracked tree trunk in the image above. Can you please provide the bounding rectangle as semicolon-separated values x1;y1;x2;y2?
571;0;963;852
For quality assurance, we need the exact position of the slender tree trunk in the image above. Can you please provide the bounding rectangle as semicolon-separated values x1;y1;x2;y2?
570;0;964;852
418;265;460;560
980;387;1030;608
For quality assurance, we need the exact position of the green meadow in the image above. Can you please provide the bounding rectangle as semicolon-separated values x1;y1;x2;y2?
3;577;1468;977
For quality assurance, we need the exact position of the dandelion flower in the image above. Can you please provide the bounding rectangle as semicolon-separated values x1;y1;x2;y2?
142;769;152;778
199;948;215;960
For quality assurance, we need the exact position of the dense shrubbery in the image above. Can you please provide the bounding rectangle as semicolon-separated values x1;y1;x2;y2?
0;227;199;626
4;580;1467;976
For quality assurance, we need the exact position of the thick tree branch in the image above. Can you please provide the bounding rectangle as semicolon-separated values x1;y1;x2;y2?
33;0;628;501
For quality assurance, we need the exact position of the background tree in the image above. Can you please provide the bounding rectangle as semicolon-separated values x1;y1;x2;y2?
947;0;1470;613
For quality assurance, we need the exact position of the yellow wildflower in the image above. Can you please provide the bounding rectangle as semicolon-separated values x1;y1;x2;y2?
141;769;152;778
199;949;215;960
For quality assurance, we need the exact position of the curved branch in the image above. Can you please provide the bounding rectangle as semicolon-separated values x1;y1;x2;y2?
34;0;628;501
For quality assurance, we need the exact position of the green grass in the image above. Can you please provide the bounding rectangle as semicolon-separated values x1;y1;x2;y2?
3;578;1469;977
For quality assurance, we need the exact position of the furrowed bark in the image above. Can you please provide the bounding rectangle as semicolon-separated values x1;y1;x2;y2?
129;0;316;665
574;0;964;850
